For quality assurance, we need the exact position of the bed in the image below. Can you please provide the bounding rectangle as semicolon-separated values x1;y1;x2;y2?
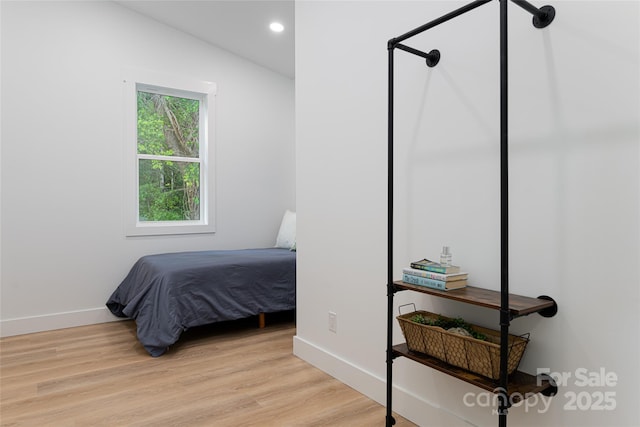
107;210;297;356
106;247;296;356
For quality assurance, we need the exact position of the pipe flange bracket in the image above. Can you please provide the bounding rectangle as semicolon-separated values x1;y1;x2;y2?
537;295;558;318
533;5;555;28
425;49;440;67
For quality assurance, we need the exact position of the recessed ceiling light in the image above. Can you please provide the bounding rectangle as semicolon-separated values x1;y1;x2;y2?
269;22;284;33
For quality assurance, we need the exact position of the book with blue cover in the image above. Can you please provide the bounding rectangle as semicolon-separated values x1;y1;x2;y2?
402;267;468;282
402;272;467;291
410;258;461;274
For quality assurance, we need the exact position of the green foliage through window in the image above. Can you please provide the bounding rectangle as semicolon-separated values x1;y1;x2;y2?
137;90;201;222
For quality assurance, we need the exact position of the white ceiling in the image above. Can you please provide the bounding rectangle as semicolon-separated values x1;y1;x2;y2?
115;1;295;79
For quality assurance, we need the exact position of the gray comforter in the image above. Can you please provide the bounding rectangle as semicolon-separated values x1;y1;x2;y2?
106;248;296;356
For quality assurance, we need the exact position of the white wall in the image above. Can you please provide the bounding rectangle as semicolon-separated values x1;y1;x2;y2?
0;1;295;335
295;1;638;426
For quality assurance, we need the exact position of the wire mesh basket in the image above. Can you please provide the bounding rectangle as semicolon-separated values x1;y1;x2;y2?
397;307;529;380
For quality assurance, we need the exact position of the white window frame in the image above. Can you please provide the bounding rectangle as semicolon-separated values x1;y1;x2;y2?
122;69;216;236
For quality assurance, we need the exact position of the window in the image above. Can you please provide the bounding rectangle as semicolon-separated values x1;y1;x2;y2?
123;70;216;236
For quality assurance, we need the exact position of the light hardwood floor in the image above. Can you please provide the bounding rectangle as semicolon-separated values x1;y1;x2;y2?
1;314;415;426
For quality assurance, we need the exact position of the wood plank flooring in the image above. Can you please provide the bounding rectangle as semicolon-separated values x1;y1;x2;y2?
0;314;415;426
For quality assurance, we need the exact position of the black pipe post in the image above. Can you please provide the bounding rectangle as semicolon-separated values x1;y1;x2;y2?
385;40;396;427
499;0;510;426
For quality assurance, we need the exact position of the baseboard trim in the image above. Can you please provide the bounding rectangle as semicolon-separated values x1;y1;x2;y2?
0;307;124;338
293;335;473;426
293;335;388;400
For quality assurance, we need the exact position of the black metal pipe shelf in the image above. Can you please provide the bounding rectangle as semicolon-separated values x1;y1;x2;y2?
385;1;557;426
392;344;557;401
393;282;557;318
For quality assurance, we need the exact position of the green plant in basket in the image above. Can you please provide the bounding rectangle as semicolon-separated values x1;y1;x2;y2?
409;313;428;325
410;314;487;341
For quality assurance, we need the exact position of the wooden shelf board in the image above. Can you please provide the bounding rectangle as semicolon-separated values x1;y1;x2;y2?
393;281;555;317
392;343;554;401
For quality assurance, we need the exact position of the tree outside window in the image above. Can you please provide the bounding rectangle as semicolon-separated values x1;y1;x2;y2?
137;91;201;222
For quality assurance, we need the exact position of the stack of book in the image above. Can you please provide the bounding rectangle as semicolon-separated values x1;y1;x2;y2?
402;259;468;291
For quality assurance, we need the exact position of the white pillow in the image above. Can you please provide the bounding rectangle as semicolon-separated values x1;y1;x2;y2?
275;210;296;249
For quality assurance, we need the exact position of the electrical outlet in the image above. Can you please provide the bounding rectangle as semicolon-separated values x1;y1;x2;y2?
328;311;337;333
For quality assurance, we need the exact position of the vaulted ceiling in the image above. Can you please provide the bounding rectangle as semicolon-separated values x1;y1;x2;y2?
115;1;295;79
